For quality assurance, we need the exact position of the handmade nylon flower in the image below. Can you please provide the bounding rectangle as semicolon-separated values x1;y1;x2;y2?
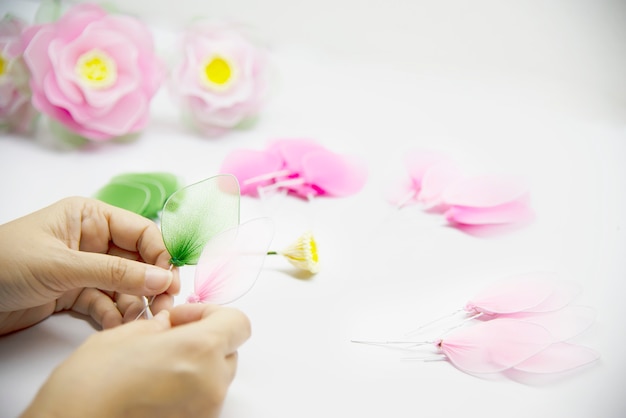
170;20;269;136
20;3;164;141
0;14;38;134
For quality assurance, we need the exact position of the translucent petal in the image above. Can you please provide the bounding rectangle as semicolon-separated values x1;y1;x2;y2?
465;272;561;315
301;150;368;197
267;138;326;174
189;217;274;304
513;342;599;374
440;319;555;374
442;175;528;208
418;161;463;208
445;195;533;225
404;150;451;187
501;306;595;341
161;174;240;266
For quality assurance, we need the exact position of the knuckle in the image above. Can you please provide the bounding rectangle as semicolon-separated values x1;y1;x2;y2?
107;257;128;289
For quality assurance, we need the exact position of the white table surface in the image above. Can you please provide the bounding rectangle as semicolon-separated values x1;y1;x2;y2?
1;1;625;417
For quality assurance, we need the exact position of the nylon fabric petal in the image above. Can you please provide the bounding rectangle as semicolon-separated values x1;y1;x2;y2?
161;174;240;266
188;217;274;304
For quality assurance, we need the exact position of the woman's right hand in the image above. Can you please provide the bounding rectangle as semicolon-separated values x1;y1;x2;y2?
22;303;251;418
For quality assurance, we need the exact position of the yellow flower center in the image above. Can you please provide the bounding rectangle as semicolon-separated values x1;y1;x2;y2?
309;238;319;263
0;54;6;77
75;49;117;89
201;56;234;89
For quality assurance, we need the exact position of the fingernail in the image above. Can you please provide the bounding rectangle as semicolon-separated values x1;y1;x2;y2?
145;267;172;291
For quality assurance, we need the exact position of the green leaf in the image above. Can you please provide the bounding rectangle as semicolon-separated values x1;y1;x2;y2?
161;174;240;266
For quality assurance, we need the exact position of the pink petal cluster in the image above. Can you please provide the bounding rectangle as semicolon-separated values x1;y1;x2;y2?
220;138;368;199
0;15;38;134
20;3;164;141
389;150;533;227
439;272;599;376
170;21;269;137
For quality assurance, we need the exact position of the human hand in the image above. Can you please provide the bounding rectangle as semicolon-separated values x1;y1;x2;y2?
22;303;251;418
0;196;180;334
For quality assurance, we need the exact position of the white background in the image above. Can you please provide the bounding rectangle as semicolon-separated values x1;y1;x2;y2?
1;1;625;417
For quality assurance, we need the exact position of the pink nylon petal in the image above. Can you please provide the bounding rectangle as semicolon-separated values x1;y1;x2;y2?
189;217;274;305
439;318;555;374
267;138;326;174
499;306;595;341
465;272;562;315
418;161;464;209
524;280;582;313
445;194;533;225
513;342;599;374
385;176;419;207
442;175;529;208
301;150;368;197
284;183;322;199
220;149;285;196
404;150;451;188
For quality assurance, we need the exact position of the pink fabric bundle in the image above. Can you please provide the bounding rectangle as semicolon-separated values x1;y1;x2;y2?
388;150;534;228
220;138;368;200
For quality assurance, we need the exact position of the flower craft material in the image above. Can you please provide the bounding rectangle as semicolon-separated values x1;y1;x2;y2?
160;174;241;267
220;138;368;200
170;20;269;137
0;14;38;134
387;150;534;228
131;174;248;318
186;217;274;304
19;3;164;141
94;172;181;219
352;272;599;379
268;231;320;274
158;175;275;307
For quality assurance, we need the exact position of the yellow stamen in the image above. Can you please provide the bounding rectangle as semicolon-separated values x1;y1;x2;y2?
0;55;6;77
75;49;117;89
201;56;235;90
272;231;320;274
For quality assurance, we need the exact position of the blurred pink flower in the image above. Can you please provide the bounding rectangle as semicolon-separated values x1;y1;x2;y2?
0;14;38;134
171;21;269;136
20;3;164;141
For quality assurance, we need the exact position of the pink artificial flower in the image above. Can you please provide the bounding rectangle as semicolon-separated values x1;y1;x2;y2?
0;14;38;134
171;21;269;136
20;3;164;141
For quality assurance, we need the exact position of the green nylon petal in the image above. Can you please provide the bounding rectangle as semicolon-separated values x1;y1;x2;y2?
161;174;241;266
94;182;151;215
111;172;182;218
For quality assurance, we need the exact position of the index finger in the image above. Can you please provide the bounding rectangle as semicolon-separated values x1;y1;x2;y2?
102;203;172;270
168;304;252;354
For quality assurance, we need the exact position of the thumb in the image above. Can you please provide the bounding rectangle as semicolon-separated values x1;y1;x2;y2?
63;251;174;296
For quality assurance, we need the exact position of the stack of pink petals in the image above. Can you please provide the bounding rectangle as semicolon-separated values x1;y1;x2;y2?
388;150;534;227
439;272;599;376
356;272;600;378
220;138;368;200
